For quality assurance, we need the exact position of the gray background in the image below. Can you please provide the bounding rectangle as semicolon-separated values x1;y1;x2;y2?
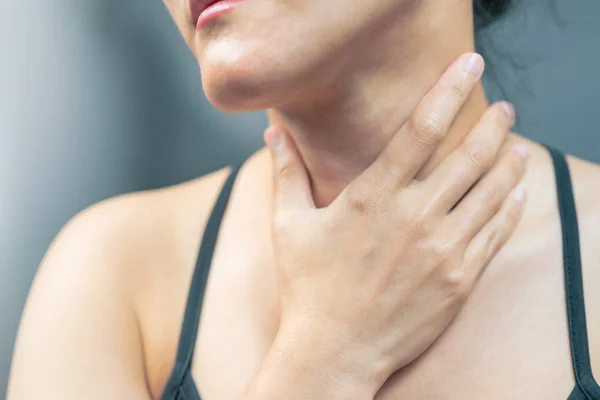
0;0;598;395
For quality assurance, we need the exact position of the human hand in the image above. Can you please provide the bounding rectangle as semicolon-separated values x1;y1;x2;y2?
263;53;526;397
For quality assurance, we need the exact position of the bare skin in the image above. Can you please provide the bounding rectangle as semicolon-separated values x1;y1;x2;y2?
8;0;600;399
9;135;600;400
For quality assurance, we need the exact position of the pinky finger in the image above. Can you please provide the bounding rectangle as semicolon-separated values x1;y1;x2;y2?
463;185;527;284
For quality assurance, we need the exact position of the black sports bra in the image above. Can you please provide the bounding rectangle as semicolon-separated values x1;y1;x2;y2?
161;146;600;400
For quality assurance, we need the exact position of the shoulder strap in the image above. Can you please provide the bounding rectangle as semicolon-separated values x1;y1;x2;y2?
163;163;243;397
546;145;600;399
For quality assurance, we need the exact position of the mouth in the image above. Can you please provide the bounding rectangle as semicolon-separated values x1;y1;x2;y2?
188;0;247;29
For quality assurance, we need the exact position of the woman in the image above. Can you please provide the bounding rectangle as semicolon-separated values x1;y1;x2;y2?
7;0;600;399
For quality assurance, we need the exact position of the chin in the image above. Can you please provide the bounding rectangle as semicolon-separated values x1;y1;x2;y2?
200;64;271;113
199;60;301;114
197;35;325;113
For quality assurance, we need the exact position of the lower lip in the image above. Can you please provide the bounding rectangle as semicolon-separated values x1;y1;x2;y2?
196;0;246;29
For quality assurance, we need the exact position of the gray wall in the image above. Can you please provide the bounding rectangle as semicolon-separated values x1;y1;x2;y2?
1;0;598;395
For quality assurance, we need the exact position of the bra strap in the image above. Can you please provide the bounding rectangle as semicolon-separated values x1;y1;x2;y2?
546;145;600;398
162;162;243;398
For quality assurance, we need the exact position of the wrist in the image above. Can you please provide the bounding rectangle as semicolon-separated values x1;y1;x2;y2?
265;317;381;399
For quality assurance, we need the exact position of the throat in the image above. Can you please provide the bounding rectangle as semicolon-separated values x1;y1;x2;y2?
267;78;490;208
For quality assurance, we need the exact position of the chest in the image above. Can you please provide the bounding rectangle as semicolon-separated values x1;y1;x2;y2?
188;223;597;400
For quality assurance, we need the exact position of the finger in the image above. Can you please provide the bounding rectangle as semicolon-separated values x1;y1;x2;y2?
419;101;515;215
265;126;316;214
462;184;527;285
362;52;485;189
442;144;528;242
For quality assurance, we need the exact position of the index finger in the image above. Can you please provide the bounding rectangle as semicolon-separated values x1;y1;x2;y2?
361;52;485;190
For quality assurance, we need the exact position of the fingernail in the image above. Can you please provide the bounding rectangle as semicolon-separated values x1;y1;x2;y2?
514;144;529;160
500;101;515;124
463;53;484;77
512;185;527;203
265;127;284;151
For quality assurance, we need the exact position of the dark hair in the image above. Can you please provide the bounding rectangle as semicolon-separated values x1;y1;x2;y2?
472;0;517;102
474;0;562;114
473;0;513;29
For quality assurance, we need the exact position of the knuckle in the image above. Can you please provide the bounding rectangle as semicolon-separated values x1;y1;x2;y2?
508;154;526;179
444;267;469;301
504;199;522;225
484;225;505;257
446;80;466;101
466;145;484;167
481;185;499;204
410;114;444;145
276;161;294;183
345;184;371;214
379;149;405;182
465;144;493;170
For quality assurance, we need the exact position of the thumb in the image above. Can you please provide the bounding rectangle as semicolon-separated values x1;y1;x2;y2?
264;126;315;214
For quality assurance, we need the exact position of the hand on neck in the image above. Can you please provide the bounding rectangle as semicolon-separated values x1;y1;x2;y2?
266;2;493;208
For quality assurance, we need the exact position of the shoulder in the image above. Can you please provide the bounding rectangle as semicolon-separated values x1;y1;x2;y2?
42;165;233;285
8;161;245;398
22;146;272;306
11;148;273;397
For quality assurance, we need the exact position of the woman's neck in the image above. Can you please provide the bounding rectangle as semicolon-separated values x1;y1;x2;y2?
266;2;492;207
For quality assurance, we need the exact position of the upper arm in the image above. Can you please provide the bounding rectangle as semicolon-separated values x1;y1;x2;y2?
7;197;153;400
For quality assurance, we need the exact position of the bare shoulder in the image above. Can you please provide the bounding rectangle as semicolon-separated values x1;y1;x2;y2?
9;146;274;399
7;164;235;399
35;163;234;297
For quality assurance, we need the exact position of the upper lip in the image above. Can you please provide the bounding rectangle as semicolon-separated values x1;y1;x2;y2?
188;0;221;24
